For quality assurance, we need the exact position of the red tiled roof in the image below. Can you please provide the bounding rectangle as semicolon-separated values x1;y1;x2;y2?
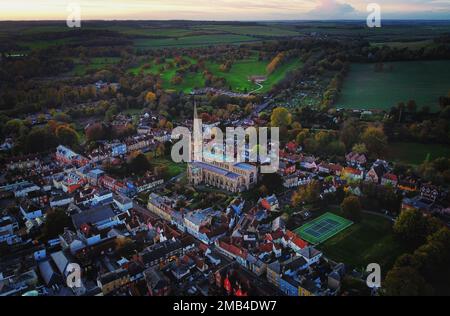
259;243;273;253
285;231;308;249
343;167;362;175
383;173;398;181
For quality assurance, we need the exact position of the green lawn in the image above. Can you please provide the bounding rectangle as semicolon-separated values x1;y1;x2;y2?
387;142;450;165
336;61;450;111
129;54;302;94
149;156;186;180
320;212;407;273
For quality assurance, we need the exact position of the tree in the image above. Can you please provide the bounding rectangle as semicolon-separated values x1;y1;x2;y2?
340;118;360;150
292;180;321;206
3;119;25;136
145;91;157;104
383;266;433;296
393;209;435;247
115;237;135;258
42;209;72;241
352;143;368;155
260;173;283;194
24;127;58;153
56;125;79;147
341;195;362;222
361;126;387;157
270;107;292;128
129;153;151;175
86;122;107;142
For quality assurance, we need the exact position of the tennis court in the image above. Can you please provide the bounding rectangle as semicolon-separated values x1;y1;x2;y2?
295;213;353;245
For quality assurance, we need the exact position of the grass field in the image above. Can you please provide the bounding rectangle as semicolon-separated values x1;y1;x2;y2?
149;157;186;180
130;54;302;93
133;34;258;49
69;57;121;76
295;212;353;245
336;61;450;111
320;212;408;273
387;142;450;165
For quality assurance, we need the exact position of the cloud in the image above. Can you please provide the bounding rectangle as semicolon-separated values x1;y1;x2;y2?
308;0;359;18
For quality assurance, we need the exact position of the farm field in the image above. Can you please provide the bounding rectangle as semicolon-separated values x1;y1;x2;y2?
387;142;450;165
129;55;303;93
68;57;121;76
320;212;408;273
133;34;258;49
336;61;450;111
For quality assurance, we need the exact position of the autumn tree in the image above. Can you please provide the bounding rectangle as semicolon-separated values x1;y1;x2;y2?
394;209;441;247
292;180;321;207
383;266;433;296
145;91;157;104
270;107;292;128
361;126;387;157
341;195;362;222
56;125;79;147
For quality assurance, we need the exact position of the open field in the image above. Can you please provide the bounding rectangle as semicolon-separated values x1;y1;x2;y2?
133;34;258;49
295;212;353;245
68;57;121;76
337;61;450;111
320;212;408;273
387;142;450;165
129;54;303;93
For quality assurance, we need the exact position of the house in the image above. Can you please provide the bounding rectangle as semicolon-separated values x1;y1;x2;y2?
133;174;164;193
346;152;367;166
258;195;279;212
366;160;389;184
342;167;364;181
110;143;127;157
20;200;43;220
113;194;133;212
184;208;222;243
215;239;248;268
56;145;89;167
381;173;398;187
318;162;343;175
144;267;171;296
282;231;308;253
420;184;440;203
27;190;49;207
299;247;323;266
71;205;124;232
38;260;61;287
147;193;174;222
279;160;296;176
97;269;130;295
14;183;41;198
140;240;185;268
87;169;105;185
50;193;74;208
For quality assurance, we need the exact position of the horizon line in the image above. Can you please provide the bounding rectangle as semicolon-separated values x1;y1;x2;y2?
1;18;450;22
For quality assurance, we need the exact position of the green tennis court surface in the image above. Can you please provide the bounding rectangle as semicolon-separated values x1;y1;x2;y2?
295;213;353;245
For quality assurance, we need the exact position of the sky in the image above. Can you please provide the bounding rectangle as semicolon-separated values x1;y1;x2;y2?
0;0;449;21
